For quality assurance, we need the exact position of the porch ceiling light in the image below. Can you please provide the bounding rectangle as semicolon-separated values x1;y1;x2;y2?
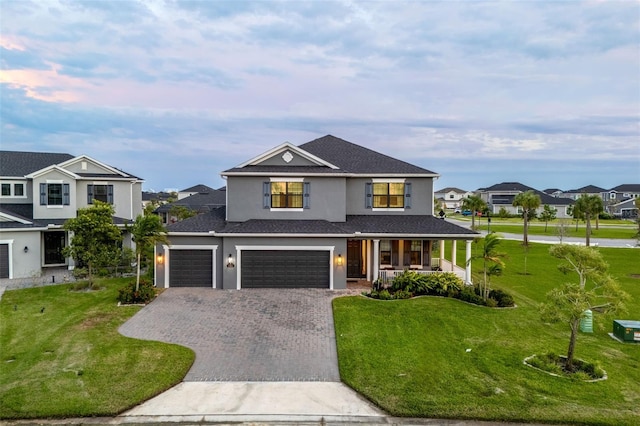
336;253;343;266
226;254;235;268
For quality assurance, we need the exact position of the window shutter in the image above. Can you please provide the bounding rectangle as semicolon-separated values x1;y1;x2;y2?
365;182;373;209
404;182;412;209
303;182;310;209
87;185;94;204
107;185;114;204
40;183;47;205
63;184;70;205
263;182;270;209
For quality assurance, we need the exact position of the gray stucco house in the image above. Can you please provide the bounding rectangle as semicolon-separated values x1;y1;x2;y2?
0;151;143;280
155;135;478;290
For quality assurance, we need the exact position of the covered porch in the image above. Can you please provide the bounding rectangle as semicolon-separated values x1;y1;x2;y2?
345;238;473;286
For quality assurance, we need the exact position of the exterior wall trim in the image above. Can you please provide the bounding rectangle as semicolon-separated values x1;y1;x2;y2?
163;244;218;289
234;245;335;290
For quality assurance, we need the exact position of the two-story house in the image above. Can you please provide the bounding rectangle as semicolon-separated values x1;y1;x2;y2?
155;135;478;290
434;187;473;210
478;182;575;218
0;151;142;280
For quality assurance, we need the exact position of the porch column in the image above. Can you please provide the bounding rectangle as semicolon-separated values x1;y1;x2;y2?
366;240;372;281
465;239;472;285
451;240;457;271
373;239;380;282
439;240;445;269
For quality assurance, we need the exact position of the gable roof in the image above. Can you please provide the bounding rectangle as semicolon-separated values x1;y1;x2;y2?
180;184;217;193
481;182;535;192
565;185;606;194
435;187;468;194
0;151;74;177
299;135;437;175
609;184;640;193
223;135;438;176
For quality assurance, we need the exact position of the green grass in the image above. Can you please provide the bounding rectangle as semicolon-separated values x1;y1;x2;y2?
333;241;640;425
476;223;637;240
0;277;194;419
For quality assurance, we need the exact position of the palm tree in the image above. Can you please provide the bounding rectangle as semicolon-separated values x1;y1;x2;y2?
129;214;169;291
573;194;604;247
512;190;541;246
461;195;487;230
468;233;506;300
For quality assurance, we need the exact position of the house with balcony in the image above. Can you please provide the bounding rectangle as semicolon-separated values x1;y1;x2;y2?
155;135;478;290
0;151;142;280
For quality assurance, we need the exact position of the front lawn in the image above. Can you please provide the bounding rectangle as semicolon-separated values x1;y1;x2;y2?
0;277;194;419
476;223;637;240
333;242;640;425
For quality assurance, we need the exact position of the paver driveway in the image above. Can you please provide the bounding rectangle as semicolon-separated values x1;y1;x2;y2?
119;288;341;382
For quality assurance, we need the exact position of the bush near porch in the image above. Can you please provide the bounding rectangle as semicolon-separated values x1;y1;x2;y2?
333;241;640;425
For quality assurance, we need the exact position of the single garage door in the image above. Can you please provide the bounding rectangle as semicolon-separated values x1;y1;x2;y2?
169;249;213;287
0;244;8;279
242;250;329;288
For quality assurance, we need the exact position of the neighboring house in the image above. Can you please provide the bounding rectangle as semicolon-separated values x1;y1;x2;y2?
142;191;173;210
155;185;226;224
543;188;564;197
562;185;607;201
434;187;473;210
155;135;478;290
478;182;575;218
605;184;640;204
0;151;142;280
607;198;638;219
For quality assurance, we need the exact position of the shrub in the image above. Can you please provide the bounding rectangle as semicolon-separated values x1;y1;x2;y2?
428;273;463;295
489;288;515;307
455;285;486;305
393;289;413;299
377;289;393;300
390;270;432;295
117;280;155;304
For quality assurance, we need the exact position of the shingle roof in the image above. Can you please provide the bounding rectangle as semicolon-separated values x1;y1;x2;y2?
0;151;74;176
482;182;536;192
299;135;437;175
222;219;350;234
342;215;478;236
166;207;227;232
610;184;640;192
156;190;226;213
435;187;468;194
566;185;606;193
0;203;34;220
180;184;216;193
223;165;347;174
491;192;574;206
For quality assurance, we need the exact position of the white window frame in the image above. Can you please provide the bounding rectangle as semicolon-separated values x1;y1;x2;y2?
269;177;305;212
371;178;406;212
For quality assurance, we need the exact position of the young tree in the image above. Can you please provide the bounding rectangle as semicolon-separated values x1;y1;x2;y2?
461;195;487;230
129;214;169;291
538;204;557;232
168;204;197;222
541;245;628;371
468;233;506;300
64;201;123;286
573;194;604;247
512;190;541;246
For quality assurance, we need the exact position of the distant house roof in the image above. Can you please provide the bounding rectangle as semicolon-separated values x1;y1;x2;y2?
481;182;536;192
156;189;226;214
180;184;217;193
609;184;640;193
566;185;606;194
0;151;75;176
435;187;468;194
223;135;438;176
482;182;573;206
142;191;173;202
543;188;563;194
166;206;227;232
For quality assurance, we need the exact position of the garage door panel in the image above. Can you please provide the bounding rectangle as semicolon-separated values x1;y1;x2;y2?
242;250;329;288
169;249;213;287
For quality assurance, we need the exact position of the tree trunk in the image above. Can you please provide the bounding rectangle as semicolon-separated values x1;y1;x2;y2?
136;252;141;292
585;213;591;247
566;318;580;372
523;212;529;246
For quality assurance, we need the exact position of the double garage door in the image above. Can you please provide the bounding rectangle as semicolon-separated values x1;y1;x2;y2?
242;250;330;288
168;248;330;288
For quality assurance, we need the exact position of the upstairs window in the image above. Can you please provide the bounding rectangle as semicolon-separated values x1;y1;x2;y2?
1;184;9;196
88;184;114;204
40;183;70;206
2;182;26;197
366;180;411;210
263;180;310;210
14;183;24;196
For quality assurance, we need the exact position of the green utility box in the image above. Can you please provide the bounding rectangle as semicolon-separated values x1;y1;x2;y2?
612;320;640;342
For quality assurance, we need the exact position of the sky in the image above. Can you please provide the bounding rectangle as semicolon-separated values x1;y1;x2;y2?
1;0;639;193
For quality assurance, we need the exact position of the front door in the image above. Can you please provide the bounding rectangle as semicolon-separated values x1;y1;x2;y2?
347;240;365;279
44;231;66;265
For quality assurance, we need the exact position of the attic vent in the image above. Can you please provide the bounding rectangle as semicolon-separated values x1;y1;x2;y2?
81;161;87;170
282;151;293;163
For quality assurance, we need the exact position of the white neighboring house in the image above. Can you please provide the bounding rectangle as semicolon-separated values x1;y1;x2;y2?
434;187;473;210
0;151;143;280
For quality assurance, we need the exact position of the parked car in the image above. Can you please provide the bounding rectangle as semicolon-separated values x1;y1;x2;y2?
462;210;472;216
454;208;461;214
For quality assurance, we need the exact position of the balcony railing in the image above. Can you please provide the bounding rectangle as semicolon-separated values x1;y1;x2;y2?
378;259;466;285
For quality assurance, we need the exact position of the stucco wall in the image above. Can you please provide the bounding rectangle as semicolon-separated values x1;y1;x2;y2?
346;177;434;215
0;230;46;279
155;235;223;288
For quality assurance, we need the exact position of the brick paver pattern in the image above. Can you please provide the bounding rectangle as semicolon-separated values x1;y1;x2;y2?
119;288;341;382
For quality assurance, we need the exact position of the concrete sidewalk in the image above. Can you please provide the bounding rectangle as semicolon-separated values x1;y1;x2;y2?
120;381;386;424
